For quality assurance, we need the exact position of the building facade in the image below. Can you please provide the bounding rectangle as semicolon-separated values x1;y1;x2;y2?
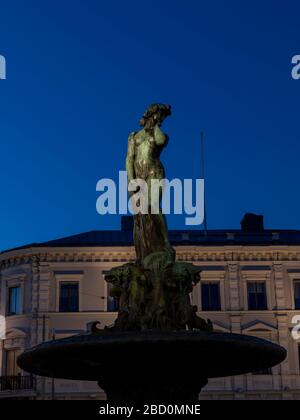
1;218;300;400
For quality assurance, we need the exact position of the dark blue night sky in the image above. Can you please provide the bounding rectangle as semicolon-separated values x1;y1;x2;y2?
0;0;299;250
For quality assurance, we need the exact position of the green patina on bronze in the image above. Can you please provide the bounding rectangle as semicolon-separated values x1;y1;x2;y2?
105;104;212;332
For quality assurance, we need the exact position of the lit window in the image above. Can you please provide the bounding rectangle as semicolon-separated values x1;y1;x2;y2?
59;283;79;313
247;282;267;310
8;287;21;316
201;283;221;311
294;282;300;309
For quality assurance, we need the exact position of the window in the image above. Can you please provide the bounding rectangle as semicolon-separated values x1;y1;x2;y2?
247;282;267;310
107;283;120;312
59;283;79;313
8;286;21;316
6;349;22;376
294;281;300;309
201;283;221;311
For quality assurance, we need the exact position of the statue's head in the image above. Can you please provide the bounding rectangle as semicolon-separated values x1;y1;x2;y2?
140;104;172;128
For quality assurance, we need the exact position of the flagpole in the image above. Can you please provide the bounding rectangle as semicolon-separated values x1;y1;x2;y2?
201;131;208;236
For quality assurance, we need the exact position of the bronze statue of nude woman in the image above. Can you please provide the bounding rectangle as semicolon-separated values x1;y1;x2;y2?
126;103;175;262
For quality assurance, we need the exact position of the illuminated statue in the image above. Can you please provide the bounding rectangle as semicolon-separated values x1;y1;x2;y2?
106;104;212;332
126;104;174;261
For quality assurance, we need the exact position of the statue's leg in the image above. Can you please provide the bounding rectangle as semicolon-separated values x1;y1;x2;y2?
133;215;142;262
149;178;175;255
157;212;173;249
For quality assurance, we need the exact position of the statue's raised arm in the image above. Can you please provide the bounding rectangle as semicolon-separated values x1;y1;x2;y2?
153;124;169;147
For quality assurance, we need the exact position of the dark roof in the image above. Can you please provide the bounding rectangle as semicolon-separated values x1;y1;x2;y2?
2;228;300;254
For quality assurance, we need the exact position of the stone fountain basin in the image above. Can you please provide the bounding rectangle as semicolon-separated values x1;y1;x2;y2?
18;330;286;381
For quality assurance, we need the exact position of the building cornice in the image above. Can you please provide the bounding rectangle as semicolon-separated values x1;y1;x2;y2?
1;245;300;269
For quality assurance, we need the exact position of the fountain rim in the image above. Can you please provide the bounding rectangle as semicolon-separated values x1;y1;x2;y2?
18;330;287;382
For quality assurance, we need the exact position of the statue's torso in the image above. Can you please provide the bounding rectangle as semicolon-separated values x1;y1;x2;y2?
133;130;165;181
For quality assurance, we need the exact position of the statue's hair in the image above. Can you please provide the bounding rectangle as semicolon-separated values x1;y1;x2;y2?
140;104;172;126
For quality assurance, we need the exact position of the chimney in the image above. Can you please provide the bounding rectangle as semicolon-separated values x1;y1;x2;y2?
241;213;264;232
